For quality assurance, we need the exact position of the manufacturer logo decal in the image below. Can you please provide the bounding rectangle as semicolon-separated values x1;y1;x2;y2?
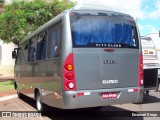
96;44;122;48
103;60;117;64
102;80;118;84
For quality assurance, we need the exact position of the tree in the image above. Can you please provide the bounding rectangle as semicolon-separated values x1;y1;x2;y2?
0;0;74;44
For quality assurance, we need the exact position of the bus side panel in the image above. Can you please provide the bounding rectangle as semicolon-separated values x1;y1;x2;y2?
15;64;35;97
14;67;20;93
15;59;64;108
39;60;64;108
14;16;67;109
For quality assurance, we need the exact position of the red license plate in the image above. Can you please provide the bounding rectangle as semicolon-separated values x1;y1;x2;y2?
102;92;118;99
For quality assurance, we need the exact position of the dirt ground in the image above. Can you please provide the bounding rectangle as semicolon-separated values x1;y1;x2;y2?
0;89;16;97
0;76;14;82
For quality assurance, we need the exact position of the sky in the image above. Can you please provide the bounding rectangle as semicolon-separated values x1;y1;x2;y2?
71;0;160;36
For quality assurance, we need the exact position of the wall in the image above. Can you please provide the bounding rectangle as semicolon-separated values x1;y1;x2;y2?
0;40;17;76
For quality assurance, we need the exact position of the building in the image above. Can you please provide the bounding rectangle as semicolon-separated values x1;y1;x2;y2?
0;40;17;77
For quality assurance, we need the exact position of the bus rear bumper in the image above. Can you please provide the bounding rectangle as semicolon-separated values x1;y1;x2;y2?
62;87;144;109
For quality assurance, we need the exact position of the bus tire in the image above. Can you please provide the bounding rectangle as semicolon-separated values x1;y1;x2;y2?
14;81;17;90
14;81;22;98
17;91;22;98
35;92;43;112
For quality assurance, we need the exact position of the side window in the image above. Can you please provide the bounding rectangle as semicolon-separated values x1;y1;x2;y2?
47;21;62;59
131;27;137;47
16;47;23;64
36;32;47;60
23;42;28;63
28;38;36;62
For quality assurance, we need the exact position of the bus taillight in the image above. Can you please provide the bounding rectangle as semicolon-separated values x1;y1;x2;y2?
63;53;76;90
66;82;74;89
139;53;144;86
65;64;73;71
65;73;73;80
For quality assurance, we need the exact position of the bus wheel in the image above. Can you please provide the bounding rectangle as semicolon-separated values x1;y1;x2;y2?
36;92;43;112
17;91;22;98
14;82;22;98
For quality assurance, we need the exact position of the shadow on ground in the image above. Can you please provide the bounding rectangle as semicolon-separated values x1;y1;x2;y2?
19;94;144;120
135;93;160;104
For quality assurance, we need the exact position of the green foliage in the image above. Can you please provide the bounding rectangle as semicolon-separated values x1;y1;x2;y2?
0;0;74;44
0;0;5;3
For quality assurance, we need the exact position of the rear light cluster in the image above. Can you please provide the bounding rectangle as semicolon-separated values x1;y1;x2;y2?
63;53;77;90
138;53;144;86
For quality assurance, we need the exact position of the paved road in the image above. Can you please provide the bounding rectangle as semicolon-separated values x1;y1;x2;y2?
0;90;160;120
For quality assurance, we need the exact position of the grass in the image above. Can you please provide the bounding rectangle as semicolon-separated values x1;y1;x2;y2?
0;80;14;92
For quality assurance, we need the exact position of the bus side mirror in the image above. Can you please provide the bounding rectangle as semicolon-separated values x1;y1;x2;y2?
12;50;17;59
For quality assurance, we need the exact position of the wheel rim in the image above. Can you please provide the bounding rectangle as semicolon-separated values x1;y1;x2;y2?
36;95;41;111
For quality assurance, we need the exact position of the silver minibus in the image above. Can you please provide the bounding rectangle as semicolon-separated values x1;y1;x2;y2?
12;6;144;112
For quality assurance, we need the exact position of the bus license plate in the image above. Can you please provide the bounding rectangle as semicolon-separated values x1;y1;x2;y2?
102;92;118;99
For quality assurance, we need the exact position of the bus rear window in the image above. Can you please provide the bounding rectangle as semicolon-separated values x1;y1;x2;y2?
70;11;139;48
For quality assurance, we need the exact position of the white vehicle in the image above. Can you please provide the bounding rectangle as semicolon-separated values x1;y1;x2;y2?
141;36;158;94
145;33;160;78
141;37;158;69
